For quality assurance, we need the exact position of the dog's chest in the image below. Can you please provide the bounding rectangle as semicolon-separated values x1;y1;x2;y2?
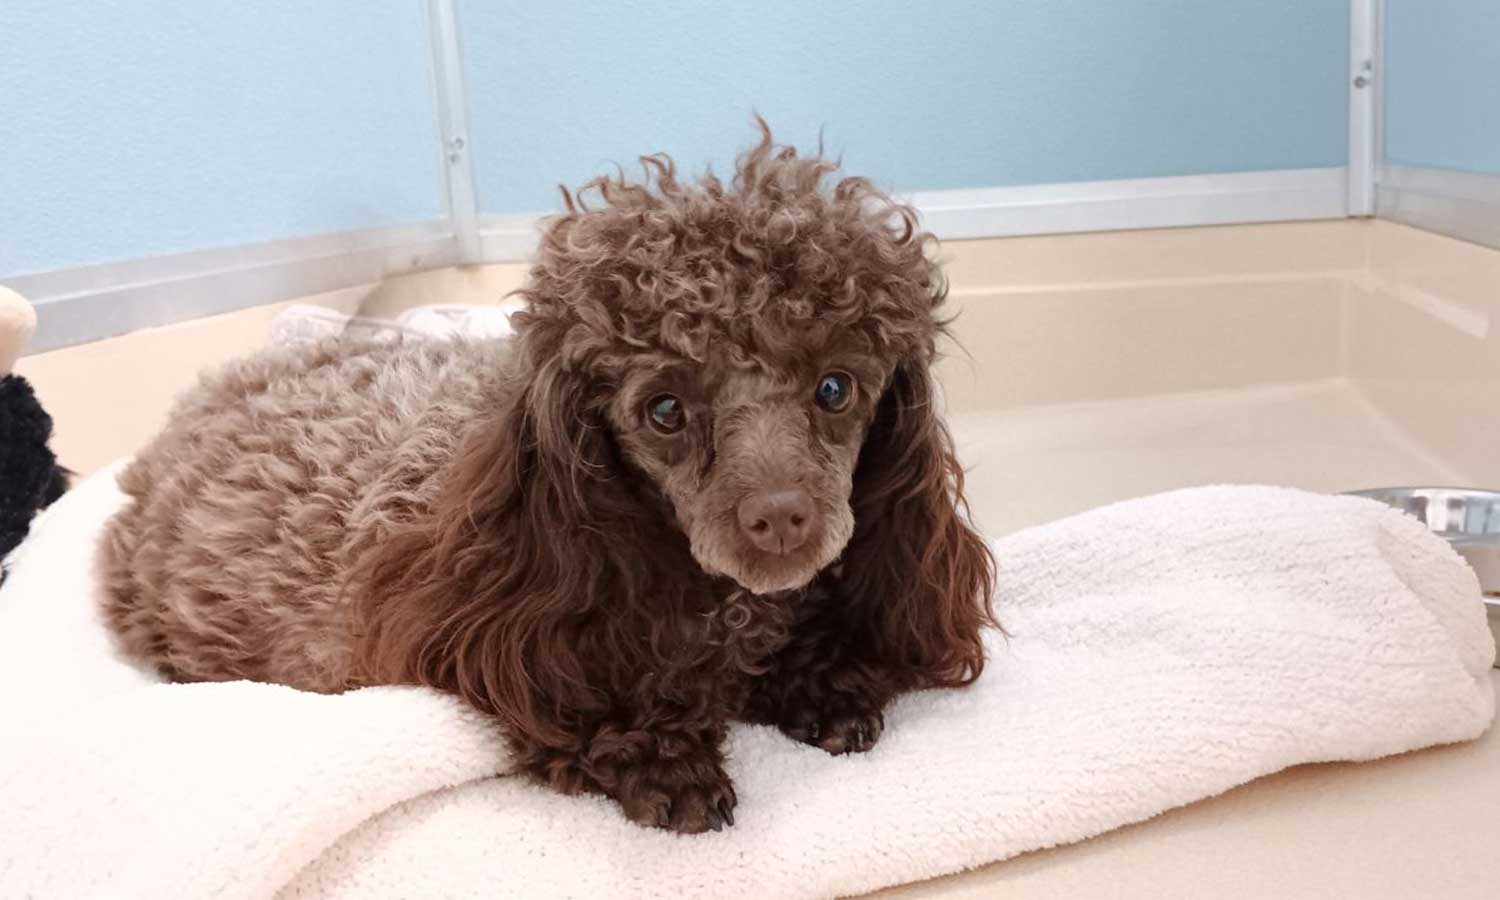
702;589;797;677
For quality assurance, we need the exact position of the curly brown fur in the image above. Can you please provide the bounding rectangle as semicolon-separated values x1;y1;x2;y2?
99;124;997;834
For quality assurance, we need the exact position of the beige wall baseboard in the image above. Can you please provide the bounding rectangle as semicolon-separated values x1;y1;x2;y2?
1347;220;1500;483
16;218;1500;486
938;221;1363;411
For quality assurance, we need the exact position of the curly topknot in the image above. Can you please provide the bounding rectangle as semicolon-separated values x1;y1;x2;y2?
515;120;948;376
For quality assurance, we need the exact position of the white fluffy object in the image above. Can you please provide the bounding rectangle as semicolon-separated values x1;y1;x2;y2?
267;303;518;347
0;284;38;374
0;466;1492;899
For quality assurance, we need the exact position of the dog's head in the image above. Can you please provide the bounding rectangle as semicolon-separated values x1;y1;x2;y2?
511;127;954;596
358;126;995;726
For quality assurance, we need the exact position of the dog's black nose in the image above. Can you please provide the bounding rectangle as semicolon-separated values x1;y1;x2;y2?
737;488;817;555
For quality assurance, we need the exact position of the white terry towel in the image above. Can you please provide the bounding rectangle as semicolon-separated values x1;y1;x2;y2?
0;466;1492;899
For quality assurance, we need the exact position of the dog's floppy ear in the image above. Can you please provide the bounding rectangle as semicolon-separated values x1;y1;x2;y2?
839;357;997;688
355;330;654;745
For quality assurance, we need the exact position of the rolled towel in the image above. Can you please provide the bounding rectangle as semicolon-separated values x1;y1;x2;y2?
0;471;1491;899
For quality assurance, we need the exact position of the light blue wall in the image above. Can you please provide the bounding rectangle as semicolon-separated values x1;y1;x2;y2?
1383;1;1500;176
0;1;442;276
461;0;1349;215
2;1;1355;276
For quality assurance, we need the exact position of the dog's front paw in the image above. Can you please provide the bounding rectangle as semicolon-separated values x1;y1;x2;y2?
614;755;738;834
779;695;885;755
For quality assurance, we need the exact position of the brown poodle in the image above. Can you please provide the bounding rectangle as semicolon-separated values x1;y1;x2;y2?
99;126;997;834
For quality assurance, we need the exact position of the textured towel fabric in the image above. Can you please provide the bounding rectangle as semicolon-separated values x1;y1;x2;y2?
0;466;1492;899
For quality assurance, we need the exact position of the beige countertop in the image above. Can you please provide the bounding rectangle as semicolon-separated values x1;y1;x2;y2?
878;384;1498;898
880;699;1500;899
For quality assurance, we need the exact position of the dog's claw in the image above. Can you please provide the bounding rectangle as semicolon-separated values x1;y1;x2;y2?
807;721;821;741
851;722;868;753
706;807;724;832
718;797;735;827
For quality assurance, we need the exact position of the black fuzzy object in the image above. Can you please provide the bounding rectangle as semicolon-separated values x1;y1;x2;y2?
0;374;70;577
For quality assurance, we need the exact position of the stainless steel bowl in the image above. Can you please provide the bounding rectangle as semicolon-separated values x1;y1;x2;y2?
1347;487;1500;664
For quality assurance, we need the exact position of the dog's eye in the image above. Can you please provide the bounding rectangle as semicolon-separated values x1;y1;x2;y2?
646;394;686;434
813;372;854;412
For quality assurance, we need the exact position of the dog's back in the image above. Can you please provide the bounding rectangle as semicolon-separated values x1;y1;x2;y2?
99;336;510;691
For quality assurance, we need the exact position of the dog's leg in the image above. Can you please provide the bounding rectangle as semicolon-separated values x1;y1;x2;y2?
519;715;737;834
742;603;897;755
